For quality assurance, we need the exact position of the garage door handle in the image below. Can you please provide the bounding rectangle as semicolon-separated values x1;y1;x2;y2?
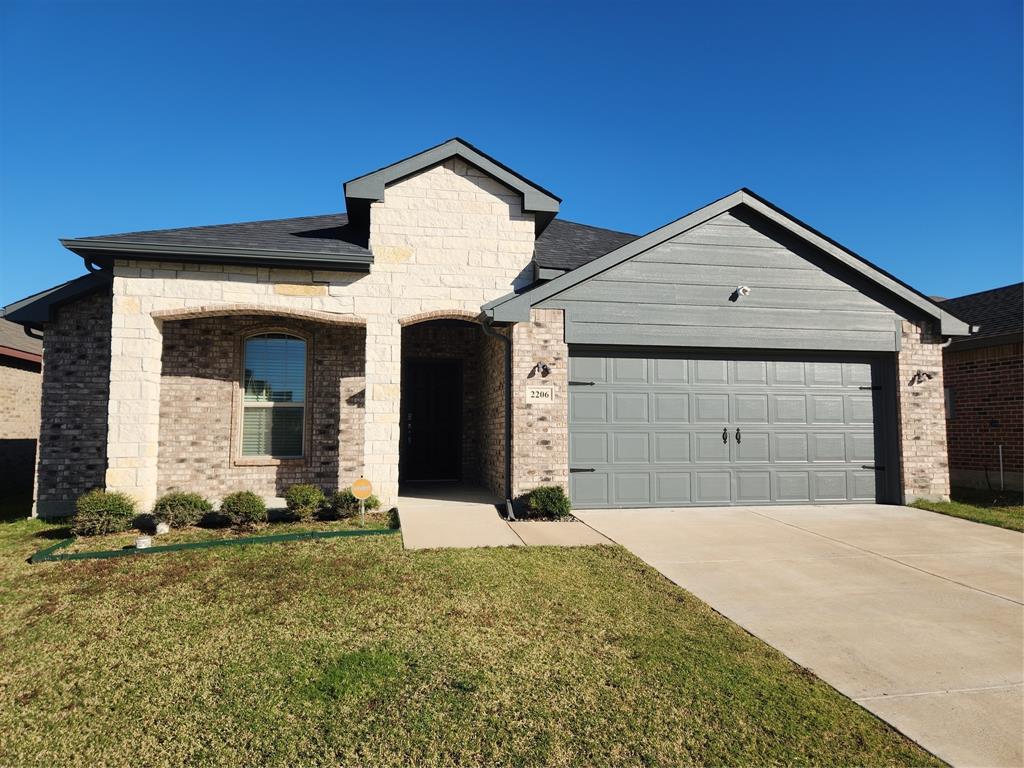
722;427;728;444
570;467;596;473
862;465;885;471
569;380;595;386
735;427;741;444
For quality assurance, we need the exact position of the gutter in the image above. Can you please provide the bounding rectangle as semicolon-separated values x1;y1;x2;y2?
480;318;515;519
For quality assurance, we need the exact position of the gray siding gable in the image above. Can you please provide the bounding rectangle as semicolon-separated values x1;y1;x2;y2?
484;189;970;339
544;210;902;352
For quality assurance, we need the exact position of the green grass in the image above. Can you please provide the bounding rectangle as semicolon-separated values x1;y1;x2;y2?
0;501;939;767
912;487;1023;532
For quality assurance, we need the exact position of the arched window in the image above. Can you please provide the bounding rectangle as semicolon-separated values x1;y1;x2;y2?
241;333;306;457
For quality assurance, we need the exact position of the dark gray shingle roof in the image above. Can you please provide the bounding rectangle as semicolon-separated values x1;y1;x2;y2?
72;213;637;273
0;317;42;357
940;282;1022;346
74;213;370;259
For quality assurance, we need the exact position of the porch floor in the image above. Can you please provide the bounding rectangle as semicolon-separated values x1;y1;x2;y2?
397;484;523;550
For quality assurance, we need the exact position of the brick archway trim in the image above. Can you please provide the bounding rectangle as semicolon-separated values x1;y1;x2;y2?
399;309;483;327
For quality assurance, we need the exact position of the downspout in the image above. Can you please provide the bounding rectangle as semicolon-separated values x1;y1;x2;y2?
481;317;515;520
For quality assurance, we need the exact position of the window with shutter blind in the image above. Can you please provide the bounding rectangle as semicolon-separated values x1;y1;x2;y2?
241;333;306;457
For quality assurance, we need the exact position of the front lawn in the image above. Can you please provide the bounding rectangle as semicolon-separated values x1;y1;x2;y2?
0;507;938;766
912;487;1023;532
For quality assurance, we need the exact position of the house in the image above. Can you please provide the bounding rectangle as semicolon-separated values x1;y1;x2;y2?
2;138;970;517
938;283;1023;492
0;317;42;498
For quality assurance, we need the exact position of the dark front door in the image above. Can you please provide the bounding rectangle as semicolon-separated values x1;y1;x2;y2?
400;359;463;482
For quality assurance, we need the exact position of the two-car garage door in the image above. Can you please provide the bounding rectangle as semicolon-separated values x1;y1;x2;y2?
568;352;886;507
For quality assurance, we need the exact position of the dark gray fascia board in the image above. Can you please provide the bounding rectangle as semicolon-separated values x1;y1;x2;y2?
3;271;112;326
484;189;971;336
62;239;374;272
344;137;561;235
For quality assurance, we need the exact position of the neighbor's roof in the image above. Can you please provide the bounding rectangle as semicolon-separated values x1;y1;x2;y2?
940;282;1023;349
62;213;634;274
0;317;42;361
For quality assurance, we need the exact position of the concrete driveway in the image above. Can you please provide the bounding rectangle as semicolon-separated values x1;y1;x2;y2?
574;504;1023;768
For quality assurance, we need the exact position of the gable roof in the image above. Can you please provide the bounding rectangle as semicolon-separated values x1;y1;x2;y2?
344;137;561;235
0;317;42;362
939;282;1022;349
484;188;971;336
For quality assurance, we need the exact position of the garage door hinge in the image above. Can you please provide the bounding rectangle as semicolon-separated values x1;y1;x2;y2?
859;385;881;390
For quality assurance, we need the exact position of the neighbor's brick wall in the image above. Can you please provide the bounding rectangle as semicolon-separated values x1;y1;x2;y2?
511;308;568;498
896;319;950;502
943;341;1023;490
105;156;537;507
35;291;112;516
0;357;41;495
157;315;365;500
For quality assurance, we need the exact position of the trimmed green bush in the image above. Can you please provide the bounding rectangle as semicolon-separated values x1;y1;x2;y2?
285;484;326;521
152;492;213;528
524;485;572;520
220;491;267;529
72;489;137;537
331;488;381;519
387;507;401;530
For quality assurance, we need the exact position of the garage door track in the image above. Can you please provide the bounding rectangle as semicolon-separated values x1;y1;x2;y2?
575;504;1023;768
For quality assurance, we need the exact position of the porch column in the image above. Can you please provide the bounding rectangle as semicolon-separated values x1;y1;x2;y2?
362;314;401;506
104;283;163;511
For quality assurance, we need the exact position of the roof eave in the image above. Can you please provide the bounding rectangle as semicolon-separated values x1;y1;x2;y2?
62;239;374;272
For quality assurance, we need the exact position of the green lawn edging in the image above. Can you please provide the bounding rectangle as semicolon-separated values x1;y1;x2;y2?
30;526;399;564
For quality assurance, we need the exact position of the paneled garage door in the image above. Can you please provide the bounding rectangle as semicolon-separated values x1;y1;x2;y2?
568;353;886;507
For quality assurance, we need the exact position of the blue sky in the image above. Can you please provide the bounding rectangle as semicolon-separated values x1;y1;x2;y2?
1;0;1020;306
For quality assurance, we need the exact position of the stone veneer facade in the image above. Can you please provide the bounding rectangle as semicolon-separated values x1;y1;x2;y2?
896;319;951;502
100;157;535;509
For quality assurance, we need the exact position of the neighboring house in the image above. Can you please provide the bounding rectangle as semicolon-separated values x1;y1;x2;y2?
938;283;1023;492
0;317;42;497
2;138;970;517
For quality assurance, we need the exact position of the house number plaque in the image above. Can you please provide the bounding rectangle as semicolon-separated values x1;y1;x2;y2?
526;386;554;402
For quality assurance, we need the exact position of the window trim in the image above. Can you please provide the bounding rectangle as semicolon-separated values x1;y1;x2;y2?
232;327;313;466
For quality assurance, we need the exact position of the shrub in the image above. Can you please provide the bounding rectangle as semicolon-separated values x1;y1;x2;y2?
386;507;401;530
524;485;572;520
72;489;137;537
220;491;267;529
331;488;381;519
285;484;326;522
152;491;212;528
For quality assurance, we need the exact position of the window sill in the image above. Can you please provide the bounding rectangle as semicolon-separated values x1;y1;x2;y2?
234;456;306;467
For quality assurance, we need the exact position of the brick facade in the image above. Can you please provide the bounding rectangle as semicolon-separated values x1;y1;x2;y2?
943;341;1023;491
511;309;569;497
157;314;365;500
35;291;112;516
896;319;951;502
0;357;41;496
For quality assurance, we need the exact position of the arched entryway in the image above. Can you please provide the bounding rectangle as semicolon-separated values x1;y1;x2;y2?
398;315;507;499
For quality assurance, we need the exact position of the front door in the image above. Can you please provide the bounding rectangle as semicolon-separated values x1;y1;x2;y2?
400;359;463;482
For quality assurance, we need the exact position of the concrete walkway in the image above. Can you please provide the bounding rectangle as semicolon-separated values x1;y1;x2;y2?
397;485;611;550
575;504;1024;768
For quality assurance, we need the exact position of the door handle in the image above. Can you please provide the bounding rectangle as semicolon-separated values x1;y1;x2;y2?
722;427;728;444
735;427;741;444
570;467;596;473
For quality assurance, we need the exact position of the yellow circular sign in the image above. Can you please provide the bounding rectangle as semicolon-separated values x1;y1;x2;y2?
351;478;373;501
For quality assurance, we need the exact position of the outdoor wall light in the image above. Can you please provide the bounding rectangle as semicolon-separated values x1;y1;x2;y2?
729;285;752;302
532;362;552;377
909;370;936;385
